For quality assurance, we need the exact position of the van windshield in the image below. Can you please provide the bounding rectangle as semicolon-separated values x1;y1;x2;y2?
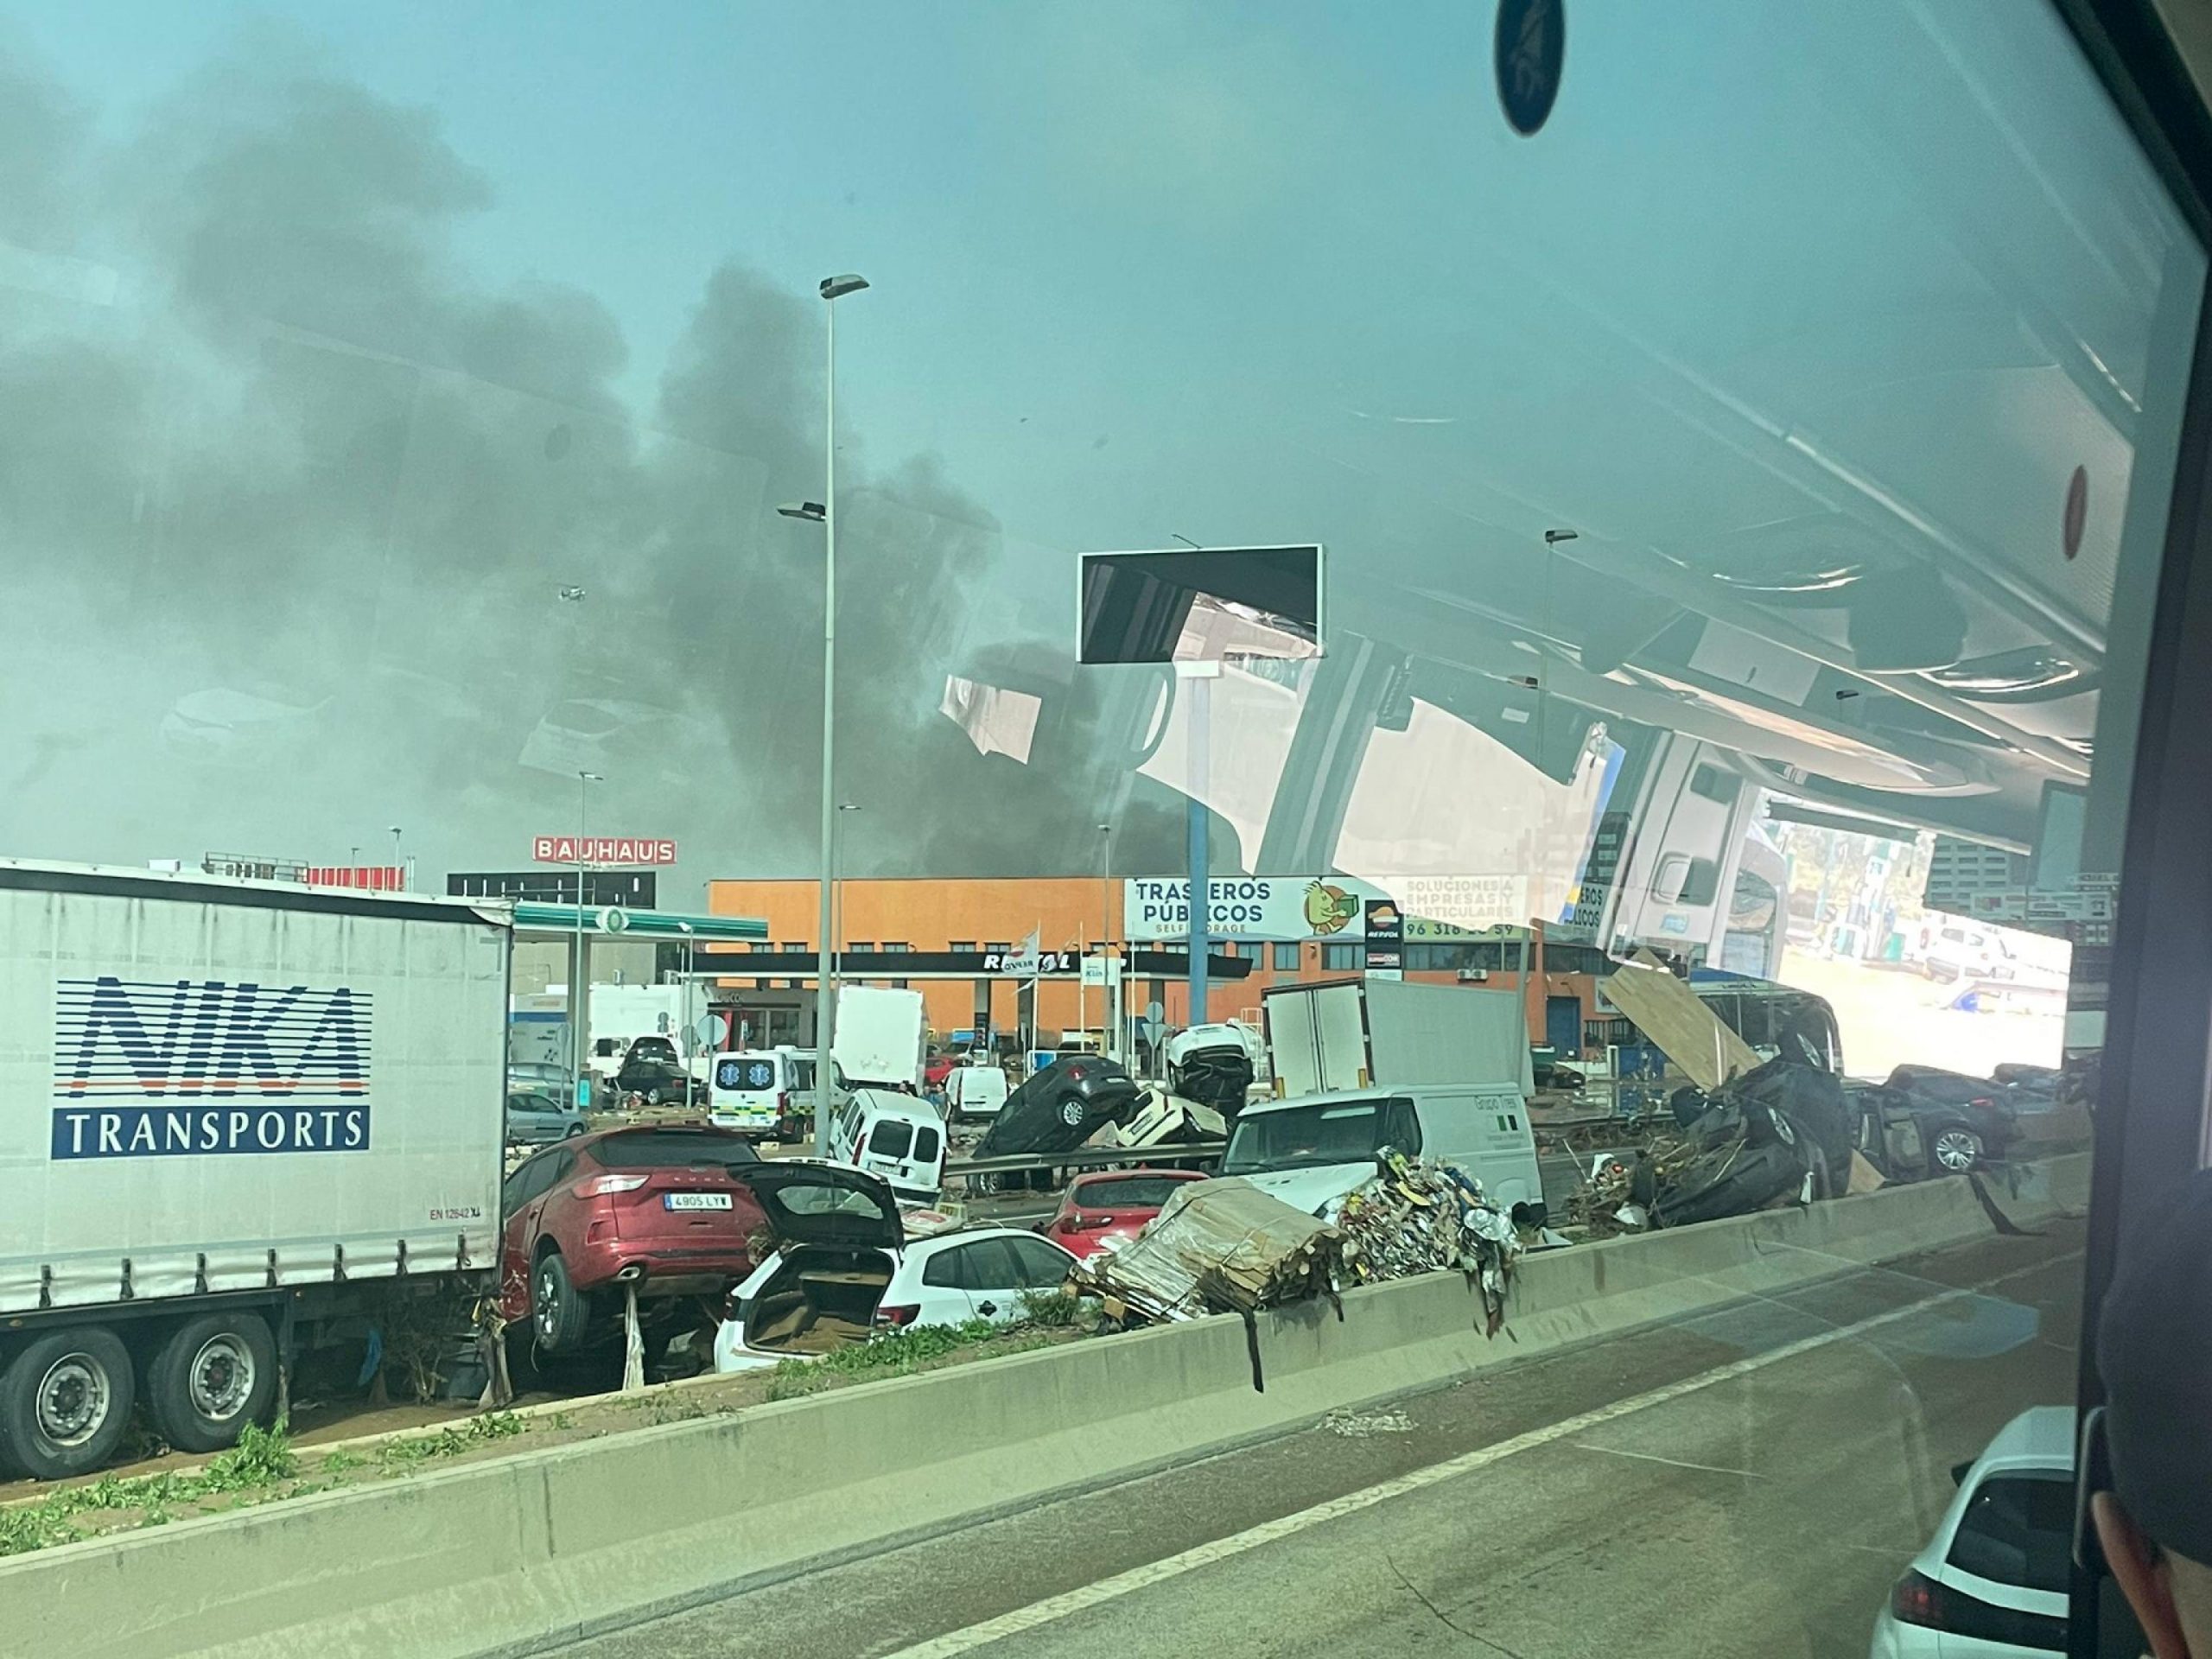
1221;1097;1421;1176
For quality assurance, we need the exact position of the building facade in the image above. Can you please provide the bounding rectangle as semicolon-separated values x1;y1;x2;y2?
705;876;1614;1055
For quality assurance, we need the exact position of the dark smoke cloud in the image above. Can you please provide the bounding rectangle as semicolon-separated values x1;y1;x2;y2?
0;37;1198;885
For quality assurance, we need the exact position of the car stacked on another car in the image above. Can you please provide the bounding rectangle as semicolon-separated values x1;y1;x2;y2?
1039;1168;1208;1261
499;1126;768;1358
713;1163;1080;1371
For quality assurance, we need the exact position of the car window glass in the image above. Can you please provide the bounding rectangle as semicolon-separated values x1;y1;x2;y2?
1007;1236;1072;1288
912;1124;941;1165
921;1243;972;1289
591;1131;760;1168
957;1236;1024;1293
870;1118;914;1159
501;1156;549;1217
1946;1474;2075;1593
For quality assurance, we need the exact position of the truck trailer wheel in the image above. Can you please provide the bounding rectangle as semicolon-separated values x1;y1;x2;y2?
146;1312;278;1454
0;1327;136;1480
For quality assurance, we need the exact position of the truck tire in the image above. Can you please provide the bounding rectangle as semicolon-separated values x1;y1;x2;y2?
145;1312;278;1454
0;1327;136;1480
531;1251;590;1353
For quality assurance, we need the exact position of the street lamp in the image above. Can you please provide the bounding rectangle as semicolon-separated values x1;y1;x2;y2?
1098;822;1116;1059
570;771;603;1112
389;826;404;888
677;922;696;1084
793;271;868;1154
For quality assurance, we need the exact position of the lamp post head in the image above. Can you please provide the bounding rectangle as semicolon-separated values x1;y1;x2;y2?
820;274;868;301
777;501;827;523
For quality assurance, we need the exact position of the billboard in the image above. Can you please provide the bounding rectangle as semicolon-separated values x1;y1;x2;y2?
1123;876;1378;941
531;836;677;866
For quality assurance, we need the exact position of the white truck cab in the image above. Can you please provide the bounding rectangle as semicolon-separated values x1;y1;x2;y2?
1220;1084;1544;1223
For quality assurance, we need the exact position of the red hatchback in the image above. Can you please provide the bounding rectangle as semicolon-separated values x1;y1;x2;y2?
499;1126;768;1354
1039;1168;1208;1260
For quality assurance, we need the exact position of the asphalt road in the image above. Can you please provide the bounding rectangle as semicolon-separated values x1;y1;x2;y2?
548;1216;2084;1659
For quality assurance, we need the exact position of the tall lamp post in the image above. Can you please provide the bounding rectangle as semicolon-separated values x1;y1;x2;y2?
1098;823;1116;1060
781;270;868;1155
677;922;696;1082
570;770;603;1112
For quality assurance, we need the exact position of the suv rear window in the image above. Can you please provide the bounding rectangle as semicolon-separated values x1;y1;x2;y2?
1074;1175;1192;1210
1946;1473;2073;1593
590;1130;760;1168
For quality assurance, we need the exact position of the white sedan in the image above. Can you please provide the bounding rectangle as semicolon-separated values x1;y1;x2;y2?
1869;1406;2072;1657
714;1163;1078;1372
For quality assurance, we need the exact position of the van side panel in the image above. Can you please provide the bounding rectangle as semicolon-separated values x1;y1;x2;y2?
1413;1085;1543;1215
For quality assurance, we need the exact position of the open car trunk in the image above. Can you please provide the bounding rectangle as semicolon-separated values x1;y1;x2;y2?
742;1245;894;1355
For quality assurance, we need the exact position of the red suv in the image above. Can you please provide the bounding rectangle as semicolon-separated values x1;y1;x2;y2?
1039;1168;1208;1260
499;1126;768;1354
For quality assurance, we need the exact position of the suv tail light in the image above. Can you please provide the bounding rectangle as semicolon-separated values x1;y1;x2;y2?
1890;1570;1943;1629
875;1303;919;1327
573;1173;651;1198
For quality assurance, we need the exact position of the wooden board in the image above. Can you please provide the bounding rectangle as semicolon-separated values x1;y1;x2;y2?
1601;950;1763;1091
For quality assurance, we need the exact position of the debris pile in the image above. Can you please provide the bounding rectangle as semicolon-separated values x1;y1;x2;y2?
1072;1178;1343;1322
1333;1152;1522;1332
1563;1058;1863;1237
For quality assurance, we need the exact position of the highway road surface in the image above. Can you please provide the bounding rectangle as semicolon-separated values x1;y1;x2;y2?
550;1214;2085;1659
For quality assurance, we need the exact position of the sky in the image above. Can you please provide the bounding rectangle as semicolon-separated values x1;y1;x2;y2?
0;1;2190;906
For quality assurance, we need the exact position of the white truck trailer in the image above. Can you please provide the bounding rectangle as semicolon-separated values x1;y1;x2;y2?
0;861;510;1478
1261;977;1535;1099
830;984;928;1091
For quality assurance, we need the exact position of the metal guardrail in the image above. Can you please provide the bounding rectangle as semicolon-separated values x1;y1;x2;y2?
944;1141;1227;1181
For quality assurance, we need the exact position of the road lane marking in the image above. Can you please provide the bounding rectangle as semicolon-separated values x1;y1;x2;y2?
1569;1442;1762;1478
875;1249;2081;1659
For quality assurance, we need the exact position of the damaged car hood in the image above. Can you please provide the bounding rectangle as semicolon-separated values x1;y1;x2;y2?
1239;1163;1376;1218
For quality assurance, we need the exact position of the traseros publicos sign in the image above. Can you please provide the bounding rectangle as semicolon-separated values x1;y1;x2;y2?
1122;877;1382;941
532;836;678;866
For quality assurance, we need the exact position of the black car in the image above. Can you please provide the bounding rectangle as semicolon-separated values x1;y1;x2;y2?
1849;1067;2022;1176
615;1054;696;1106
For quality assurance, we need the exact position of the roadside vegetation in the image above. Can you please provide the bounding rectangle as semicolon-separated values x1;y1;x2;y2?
0;1298;1098;1559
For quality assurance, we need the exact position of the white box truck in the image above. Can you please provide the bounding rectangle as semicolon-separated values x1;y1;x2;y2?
1262;977;1535;1098
831;985;927;1091
1241;979;1542;1221
0;861;510;1478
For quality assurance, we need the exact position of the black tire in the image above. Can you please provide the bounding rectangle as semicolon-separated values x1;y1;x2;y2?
0;1326;136;1480
564;1124;586;1139
1928;1122;1986;1176
531;1250;590;1354
145;1311;279;1454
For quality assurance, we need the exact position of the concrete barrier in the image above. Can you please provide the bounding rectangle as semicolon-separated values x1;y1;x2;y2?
2;1154;2088;1659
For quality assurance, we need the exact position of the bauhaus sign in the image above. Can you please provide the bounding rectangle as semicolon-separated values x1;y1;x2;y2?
532;836;678;866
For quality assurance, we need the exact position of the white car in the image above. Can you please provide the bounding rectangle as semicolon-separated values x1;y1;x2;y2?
1869;1406;2072;1657
712;1163;1078;1372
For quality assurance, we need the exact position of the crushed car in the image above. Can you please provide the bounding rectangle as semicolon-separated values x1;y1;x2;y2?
713;1161;1078;1370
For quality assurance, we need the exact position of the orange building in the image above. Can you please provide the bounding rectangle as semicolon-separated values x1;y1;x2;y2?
704;876;1608;1055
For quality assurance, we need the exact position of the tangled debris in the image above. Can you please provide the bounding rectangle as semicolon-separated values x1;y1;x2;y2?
1334;1152;1522;1334
1072;1178;1343;1323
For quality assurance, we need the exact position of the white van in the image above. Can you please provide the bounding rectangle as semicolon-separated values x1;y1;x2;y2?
828;1087;948;1203
1219;1084;1545;1223
945;1062;1010;1120
709;1047;848;1140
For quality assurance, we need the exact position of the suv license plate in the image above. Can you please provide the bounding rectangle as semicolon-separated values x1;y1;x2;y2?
664;1192;733;1211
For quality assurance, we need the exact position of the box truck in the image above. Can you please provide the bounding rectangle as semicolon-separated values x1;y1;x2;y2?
831;985;928;1091
1261;977;1534;1098
0;861;510;1478
1243;979;1541;1220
